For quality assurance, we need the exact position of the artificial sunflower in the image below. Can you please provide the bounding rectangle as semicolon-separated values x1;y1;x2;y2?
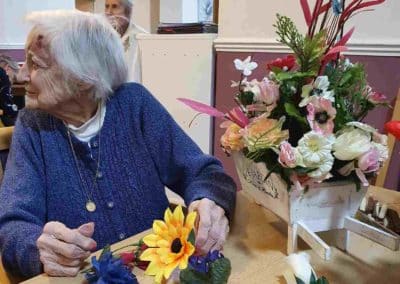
140;205;197;283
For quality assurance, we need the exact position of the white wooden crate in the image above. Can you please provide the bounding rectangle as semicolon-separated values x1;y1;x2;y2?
232;152;400;259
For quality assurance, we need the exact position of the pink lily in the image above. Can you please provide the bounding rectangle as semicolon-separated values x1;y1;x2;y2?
178;98;249;128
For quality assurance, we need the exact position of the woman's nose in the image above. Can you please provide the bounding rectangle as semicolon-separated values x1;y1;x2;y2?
17;63;30;83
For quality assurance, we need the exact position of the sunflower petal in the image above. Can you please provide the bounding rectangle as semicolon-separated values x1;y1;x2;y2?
163;262;179;279
156;239;170;248
145;261;160;276
153;220;168;234
172;206;184;226
140;248;159;261
164;207;173;224
143;234;159;247
185;211;197;230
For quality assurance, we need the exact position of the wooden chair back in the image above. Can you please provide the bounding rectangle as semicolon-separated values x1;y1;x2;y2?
375;89;400;187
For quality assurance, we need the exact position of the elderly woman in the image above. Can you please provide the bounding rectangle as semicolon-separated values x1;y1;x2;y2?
0;10;235;279
105;0;147;83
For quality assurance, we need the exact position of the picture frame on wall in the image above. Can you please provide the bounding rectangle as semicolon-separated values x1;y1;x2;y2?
198;0;218;23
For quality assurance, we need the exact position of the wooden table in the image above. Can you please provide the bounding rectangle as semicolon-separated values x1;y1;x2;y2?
17;192;400;283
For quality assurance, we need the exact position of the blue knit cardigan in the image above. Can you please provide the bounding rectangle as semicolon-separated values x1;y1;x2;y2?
0;83;236;278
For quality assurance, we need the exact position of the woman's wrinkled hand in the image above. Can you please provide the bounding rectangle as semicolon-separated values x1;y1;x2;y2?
188;198;229;255
36;221;97;277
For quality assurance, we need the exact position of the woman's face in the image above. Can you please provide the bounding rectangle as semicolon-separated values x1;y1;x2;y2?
105;0;126;17
19;32;69;111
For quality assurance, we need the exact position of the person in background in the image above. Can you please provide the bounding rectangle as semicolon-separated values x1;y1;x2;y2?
0;54;20;126
105;0;147;83
0;10;236;280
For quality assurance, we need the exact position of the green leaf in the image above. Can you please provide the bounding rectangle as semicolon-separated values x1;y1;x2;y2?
236;91;254;106
276;71;315;82
310;271;317;282
210;257;232;284
180;267;210;284
284;103;307;125
188;229;196;246
99;244;111;259
316;276;330;284
295;276;306;284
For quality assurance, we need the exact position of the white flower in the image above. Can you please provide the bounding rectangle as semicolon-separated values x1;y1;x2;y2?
234;56;258;76
372;141;389;162
299;76;335;107
346;121;377;133
297;132;335;179
243;78;261;95
287;252;316;283
333;127;371;160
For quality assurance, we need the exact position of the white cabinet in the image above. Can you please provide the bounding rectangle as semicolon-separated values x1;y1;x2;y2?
137;34;216;154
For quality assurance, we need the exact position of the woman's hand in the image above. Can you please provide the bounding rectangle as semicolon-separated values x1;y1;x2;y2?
189;198;229;254
36;221;97;277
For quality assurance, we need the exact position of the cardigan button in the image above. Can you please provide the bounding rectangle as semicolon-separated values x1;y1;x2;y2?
91;140;99;148
107;201;114;209
96;171;103;179
119;233;126;240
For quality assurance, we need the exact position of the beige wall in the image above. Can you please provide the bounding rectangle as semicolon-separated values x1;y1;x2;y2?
0;0;75;49
217;0;400;56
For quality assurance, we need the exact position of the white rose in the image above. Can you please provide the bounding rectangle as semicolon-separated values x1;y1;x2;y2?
333;128;371;160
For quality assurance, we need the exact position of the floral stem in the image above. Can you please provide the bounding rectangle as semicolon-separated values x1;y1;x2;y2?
112;243;141;254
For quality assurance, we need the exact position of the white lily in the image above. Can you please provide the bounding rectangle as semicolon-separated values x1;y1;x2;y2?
299;76;335;107
234;56;258;76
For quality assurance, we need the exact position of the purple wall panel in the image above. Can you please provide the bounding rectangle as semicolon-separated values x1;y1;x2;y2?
214;52;400;190
0;49;25;62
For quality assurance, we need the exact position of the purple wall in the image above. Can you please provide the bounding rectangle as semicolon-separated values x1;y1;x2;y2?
0;49;25;62
213;52;400;190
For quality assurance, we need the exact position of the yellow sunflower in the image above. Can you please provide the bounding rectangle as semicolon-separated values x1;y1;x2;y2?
140;205;197;283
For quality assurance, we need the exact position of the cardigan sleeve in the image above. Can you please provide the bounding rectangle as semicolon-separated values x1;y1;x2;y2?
137;86;236;219
0;111;46;278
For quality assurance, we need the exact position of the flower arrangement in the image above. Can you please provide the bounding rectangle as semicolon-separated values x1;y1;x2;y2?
83;206;231;284
179;0;389;191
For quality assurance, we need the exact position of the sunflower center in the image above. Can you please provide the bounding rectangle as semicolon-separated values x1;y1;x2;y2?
315;111;329;124
171;238;182;253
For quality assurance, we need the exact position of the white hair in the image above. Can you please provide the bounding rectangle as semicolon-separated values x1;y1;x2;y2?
26;10;128;100
0;54;19;72
120;0;134;18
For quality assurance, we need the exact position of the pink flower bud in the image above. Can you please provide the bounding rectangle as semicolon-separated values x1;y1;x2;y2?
367;91;387;104
279;141;297;168
358;147;380;173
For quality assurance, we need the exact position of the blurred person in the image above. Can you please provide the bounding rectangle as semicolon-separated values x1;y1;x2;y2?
105;0;147;83
0;54;20;126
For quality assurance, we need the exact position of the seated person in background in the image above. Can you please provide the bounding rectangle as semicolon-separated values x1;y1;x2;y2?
0;10;236;279
0;54;20;126
105;0;147;83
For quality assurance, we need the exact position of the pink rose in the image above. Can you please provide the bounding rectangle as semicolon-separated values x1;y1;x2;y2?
257;78;280;106
367;91;387;104
279;141;297;168
358;147;380;173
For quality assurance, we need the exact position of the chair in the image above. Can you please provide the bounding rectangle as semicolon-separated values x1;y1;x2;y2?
0;126;13;182
375;88;400;187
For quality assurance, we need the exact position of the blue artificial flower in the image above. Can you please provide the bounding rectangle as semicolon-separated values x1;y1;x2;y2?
188;250;224;274
85;251;138;284
332;0;343;15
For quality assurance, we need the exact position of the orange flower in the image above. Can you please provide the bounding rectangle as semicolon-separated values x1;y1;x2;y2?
243;115;289;152
220;121;245;153
140;206;196;283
